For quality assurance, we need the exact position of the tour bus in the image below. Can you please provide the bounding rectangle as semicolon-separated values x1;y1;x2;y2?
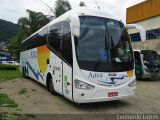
134;49;160;79
20;7;145;103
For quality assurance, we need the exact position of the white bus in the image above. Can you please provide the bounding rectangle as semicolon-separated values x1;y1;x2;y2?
20;7;145;103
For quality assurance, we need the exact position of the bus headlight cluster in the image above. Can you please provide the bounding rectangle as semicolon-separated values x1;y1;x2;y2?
128;80;136;87
74;80;95;90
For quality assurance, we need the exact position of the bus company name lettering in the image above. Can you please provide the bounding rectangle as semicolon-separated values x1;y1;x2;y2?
30;50;37;58
88;72;103;78
53;66;61;71
108;73;117;77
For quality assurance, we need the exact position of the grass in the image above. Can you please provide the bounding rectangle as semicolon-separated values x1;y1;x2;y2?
0;70;22;82
16;108;22;111
0;93;18;108
31;89;36;92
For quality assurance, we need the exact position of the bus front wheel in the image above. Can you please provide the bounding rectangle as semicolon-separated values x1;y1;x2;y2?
47;75;57;95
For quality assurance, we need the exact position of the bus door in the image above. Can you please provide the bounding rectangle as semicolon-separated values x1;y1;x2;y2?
48;21;73;100
62;21;73;100
48;22;63;94
134;51;143;78
54;57;63;94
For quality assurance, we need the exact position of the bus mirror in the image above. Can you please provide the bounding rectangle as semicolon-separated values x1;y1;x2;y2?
70;14;80;37
126;24;146;42
141;54;144;59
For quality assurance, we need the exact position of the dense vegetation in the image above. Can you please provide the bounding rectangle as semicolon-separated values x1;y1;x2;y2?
5;0;85;60
0;19;19;43
7;10;50;60
0;64;18;70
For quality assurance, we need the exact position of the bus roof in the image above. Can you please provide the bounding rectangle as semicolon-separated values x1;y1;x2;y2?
133;49;141;52
48;7;118;25
133;49;158;53
21;7;121;43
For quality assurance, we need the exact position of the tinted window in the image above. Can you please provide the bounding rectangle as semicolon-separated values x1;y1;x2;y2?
130;33;141;42
62;21;72;66
21;27;48;51
141;50;160;62
146;28;160;40
130;28;160;42
134;51;141;65
48;23;62;55
75;16;134;72
77;17;106;61
48;21;73;66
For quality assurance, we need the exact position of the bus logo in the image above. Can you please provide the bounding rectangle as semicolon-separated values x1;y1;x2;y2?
108;73;116;76
88;72;103;78
30;50;37;58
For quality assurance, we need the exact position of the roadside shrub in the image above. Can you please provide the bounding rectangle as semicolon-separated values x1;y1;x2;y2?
0;64;18;70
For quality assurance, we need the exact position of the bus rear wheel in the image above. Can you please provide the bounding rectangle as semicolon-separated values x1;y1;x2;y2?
22;66;28;78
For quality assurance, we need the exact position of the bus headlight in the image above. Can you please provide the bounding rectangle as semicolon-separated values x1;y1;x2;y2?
128;80;136;87
74;80;95;90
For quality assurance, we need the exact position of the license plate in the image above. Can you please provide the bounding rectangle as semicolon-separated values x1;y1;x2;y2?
108;92;118;97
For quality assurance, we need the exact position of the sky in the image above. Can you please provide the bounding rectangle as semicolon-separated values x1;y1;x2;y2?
0;0;145;24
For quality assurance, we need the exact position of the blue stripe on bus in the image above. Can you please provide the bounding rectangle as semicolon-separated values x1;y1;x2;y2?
98;81;115;84
26;61;44;81
110;77;124;80
98;77;124;84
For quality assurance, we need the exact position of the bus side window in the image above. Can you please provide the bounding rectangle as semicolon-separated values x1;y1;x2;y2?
134;51;142;65
48;23;62;55
62;21;73;66
21;29;47;52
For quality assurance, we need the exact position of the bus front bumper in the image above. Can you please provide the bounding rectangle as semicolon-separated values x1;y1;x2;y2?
73;87;136;103
143;72;160;79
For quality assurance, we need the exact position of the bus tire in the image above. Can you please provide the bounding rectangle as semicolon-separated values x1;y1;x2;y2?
22;66;26;77
47;74;57;95
22;67;25;77
23;66;28;79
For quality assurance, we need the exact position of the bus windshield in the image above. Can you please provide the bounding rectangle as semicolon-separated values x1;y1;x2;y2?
74;16;134;72
141;50;160;67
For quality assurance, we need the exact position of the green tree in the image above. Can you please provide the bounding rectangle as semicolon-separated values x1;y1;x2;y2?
18;9;50;35
54;0;72;17
79;1;86;7
8;10;50;60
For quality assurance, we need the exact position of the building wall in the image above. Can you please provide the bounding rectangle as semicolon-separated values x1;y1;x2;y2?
128;16;160;34
132;39;160;52
126;0;160;51
126;0;160;24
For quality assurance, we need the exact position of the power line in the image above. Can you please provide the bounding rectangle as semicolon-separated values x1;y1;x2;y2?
94;0;100;9
39;0;55;15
